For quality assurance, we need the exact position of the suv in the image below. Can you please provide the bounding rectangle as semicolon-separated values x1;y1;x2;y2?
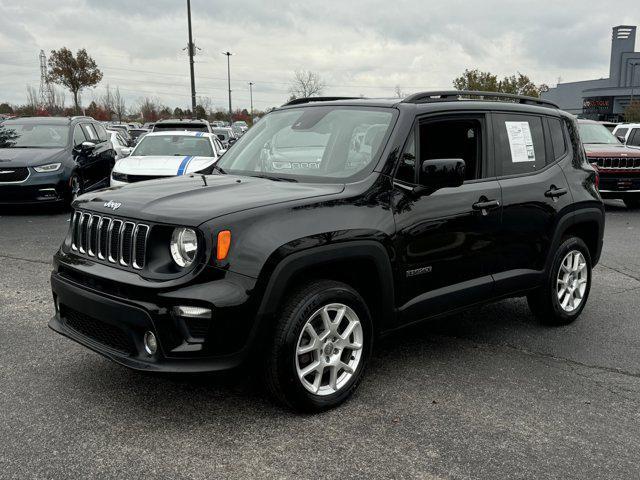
0;116;116;206
152;118;212;133
49;92;604;411
613;123;640;147
579;119;640;209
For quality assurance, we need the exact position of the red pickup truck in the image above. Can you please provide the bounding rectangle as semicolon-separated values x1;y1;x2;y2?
578;119;640;209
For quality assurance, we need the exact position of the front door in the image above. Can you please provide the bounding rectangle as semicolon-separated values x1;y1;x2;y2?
392;113;502;323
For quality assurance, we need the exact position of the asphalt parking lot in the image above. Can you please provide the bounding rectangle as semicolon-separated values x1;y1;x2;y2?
1;201;639;479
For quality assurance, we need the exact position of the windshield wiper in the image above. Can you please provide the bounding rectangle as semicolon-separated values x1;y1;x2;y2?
211;164;226;174
251;174;298;182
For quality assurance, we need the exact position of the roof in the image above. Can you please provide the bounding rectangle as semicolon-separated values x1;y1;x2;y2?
143;131;215;138
154;118;210;124
2;116;93;124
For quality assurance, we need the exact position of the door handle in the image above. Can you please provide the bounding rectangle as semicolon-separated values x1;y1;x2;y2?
544;186;568;198
472;199;500;211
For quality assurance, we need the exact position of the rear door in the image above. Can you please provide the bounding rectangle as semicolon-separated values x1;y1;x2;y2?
492;112;573;294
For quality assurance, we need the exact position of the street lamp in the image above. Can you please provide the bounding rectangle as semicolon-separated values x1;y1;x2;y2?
248;82;254;117
222;51;233;124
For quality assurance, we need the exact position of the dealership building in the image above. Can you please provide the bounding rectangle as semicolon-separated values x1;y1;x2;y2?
542;25;640;121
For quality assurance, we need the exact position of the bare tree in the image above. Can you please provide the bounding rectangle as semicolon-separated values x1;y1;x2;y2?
394;85;405;99
113;87;126;122
100;84;115;119
26;85;39;113
288;70;326;99
137;97;161;122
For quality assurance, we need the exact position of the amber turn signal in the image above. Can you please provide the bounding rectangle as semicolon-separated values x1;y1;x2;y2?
216;230;231;260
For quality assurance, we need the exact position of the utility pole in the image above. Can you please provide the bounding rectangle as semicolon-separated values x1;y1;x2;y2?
631;62;639;107
186;0;197;116
222;51;233;124
248;82;254;116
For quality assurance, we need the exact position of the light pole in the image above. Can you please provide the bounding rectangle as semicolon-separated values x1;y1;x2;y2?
222;51;233;124
186;0;196;116
248;82;254;117
631;62;640;107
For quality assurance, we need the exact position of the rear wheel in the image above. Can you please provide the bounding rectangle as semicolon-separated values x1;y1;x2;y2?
527;237;592;325
263;280;372;412
624;197;640;209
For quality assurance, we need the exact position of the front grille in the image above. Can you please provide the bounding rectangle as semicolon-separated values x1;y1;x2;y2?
591;157;640;169
126;174;172;183
0;167;29;182
62;305;136;355
71;211;149;269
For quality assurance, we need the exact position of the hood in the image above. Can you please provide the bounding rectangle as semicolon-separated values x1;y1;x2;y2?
75;174;345;226
0;147;67;167
583;144;640;157
114;155;216;176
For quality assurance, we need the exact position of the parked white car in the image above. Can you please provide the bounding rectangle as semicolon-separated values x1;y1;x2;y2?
106;129;131;160
613;123;640;148
110;131;225;186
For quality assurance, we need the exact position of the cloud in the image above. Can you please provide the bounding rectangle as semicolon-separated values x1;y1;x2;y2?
0;0;638;110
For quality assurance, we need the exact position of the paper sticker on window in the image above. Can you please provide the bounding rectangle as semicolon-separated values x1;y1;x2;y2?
505;121;535;163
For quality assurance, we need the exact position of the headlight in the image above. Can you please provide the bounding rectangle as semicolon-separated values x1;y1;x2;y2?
111;171;128;182
34;163;61;173
170;227;198;267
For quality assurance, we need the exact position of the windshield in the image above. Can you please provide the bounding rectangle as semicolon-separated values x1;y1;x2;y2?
0;123;69;148
132;135;213;157
578;123;621;145
216;106;395;181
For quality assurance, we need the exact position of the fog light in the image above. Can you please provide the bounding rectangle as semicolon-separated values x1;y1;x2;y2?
143;331;158;355
173;306;212;319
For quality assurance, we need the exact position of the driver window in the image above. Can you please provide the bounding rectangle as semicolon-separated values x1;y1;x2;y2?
73;125;86;147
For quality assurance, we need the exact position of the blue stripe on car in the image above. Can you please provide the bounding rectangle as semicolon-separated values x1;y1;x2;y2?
177;156;193;175
195;132;204;137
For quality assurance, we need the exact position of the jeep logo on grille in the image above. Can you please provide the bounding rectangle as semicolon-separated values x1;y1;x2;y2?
103;200;122;210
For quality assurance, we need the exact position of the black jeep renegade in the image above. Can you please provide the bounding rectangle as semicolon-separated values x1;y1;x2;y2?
50;91;604;411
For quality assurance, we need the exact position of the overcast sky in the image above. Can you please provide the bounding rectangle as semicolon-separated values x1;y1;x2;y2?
0;0;638;112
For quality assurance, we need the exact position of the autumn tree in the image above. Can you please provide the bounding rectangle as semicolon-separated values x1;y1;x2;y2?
288;70;326;100
47;48;103;114
625;101;640;122
0;103;13;114
453;69;547;98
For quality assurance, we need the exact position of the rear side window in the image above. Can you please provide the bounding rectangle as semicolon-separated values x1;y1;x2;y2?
629;128;640;147
93;123;108;142
493;114;546;176
548;118;567;161
82;124;98;141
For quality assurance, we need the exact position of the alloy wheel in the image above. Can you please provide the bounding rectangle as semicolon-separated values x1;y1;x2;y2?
556;250;588;313
295;303;364;396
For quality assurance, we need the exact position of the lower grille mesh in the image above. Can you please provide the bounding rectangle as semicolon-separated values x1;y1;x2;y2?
63;306;136;355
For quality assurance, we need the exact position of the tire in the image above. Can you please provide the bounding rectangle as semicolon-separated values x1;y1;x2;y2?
527;237;592;325
624;197;640;209
66;173;82;208
263;280;373;412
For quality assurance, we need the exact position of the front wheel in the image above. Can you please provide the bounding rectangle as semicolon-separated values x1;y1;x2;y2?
263;280;373;412
527;237;592;325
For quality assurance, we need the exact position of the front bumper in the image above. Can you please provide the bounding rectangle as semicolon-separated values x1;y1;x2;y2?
0;168;67;204
49;262;260;373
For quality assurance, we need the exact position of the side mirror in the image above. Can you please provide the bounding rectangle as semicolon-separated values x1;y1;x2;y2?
218;148;227;156
228;138;237;145
121;147;132;157
80;141;96;151
413;158;465;195
616;135;626;144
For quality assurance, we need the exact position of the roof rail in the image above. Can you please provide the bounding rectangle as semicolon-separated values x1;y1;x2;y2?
402;90;559;109
283;96;363;106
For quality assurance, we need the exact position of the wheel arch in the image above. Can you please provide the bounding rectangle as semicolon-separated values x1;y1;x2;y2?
256;241;396;334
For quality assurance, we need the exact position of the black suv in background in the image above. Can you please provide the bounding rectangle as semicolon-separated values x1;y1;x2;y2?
49;92;604;411
0;116;116;206
152;118;212;133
